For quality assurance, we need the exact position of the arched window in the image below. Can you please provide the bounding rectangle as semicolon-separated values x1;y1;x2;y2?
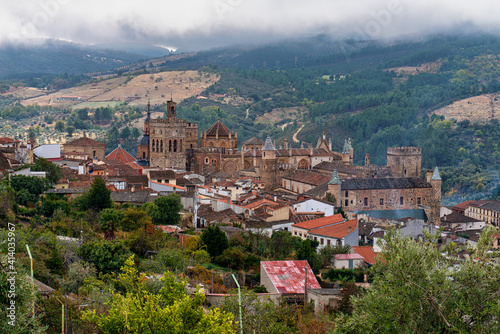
174;140;177;152
169;140;172;152
160;140;163;152
152;140;155;152
179;139;182;151
156;140;159;152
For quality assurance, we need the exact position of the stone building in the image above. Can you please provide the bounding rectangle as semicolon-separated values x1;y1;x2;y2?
148;99;198;169
324;167;442;224
199;119;237;154
63;136;106;160
387;147;422;178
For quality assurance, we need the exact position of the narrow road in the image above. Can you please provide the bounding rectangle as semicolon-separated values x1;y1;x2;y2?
292;124;304;143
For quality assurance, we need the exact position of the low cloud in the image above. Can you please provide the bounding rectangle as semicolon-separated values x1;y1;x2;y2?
2;0;500;50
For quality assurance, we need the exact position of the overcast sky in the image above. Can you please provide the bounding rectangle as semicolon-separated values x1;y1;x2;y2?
1;0;499;51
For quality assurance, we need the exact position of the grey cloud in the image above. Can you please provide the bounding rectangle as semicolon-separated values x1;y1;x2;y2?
1;0;500;50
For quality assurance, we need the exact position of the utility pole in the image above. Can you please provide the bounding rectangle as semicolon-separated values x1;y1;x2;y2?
304;262;308;312
25;245;34;317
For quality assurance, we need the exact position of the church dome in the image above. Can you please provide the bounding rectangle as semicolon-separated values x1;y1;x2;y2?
139;134;149;146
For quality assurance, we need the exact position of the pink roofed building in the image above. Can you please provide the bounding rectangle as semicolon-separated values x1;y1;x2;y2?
260;260;320;294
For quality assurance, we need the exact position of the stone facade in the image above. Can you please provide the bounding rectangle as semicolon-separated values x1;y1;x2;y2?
63;137;106;160
149;100;198;169
387;147;422;178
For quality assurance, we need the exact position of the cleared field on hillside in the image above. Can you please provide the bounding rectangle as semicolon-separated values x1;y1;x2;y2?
433;94;500;122
255;106;306;125
1;86;45;99
386;61;442;76
20;71;219;108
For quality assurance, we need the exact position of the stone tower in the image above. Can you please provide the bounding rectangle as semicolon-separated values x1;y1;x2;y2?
327;168;342;207
429;166;442;225
149;99;198;169
137;101;151;162
261;136;277;189
342;139;351;166
386;147;422;178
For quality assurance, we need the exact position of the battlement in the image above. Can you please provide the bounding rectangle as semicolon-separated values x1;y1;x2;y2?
387;147;422;156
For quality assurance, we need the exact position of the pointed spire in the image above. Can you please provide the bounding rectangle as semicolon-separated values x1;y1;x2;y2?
342;139;350;154
347;138;353;150
262;135;276;151
328;168;341;185
431;166;441;180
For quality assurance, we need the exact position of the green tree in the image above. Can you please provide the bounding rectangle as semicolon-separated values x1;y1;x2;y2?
66;125;75;137
79;177;112;211
333;228;500;333
78;240;133;274
54;120;65;132
144;194;183;225
200;226;229;260
82;256;234;333
120;207;151;231
296;239;320;273
99;208;123;240
31;157;62;185
0;255;47;334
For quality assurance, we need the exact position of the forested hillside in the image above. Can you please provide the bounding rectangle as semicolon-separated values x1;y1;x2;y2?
2;34;500;203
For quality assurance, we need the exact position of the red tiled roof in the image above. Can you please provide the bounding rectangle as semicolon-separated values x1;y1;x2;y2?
0;137;17;144
282;170;331;186
242;198;279;210
452;200;478;211
261;260;320;294
309;219;358;239
205;119;231;137
292;213;344;230
68;180;92;188
106;146;136;164
352;246;378;265
64;136;106;147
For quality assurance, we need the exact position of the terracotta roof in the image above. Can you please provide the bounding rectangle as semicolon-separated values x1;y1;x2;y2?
242;198;281;210
69;180;92;188
352;246;378;265
292;213;344;230
282;170;331;186
469;200;500;212
64;136;106;147
205;119;231;137
452;200;477;211
309;219;358;239
106;146;136;164
261;260;321;294
0;137;17;145
149;170;176;180
290;212;325;224
242;137;264;145
441;212;483;224
341;177;431;190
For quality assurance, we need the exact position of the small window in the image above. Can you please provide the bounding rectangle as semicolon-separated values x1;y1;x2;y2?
417;197;421;205
380;198;384;205
205;157;209;164
294;231;297;235
314;237;317;241
364;197;368;206
345;199;349;206
400;197;404;205
321;238;324;245
345;191;349;197
327;240;331;246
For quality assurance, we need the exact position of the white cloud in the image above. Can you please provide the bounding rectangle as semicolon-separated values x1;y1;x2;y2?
2;0;500;49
